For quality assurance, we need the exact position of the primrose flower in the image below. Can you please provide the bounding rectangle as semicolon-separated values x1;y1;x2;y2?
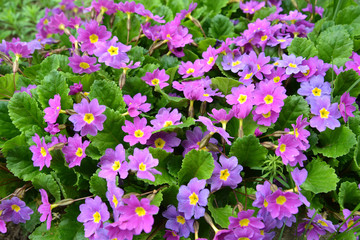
229;209;265;232
253;80;287;114
62;134;90;168
240;0;265;14
69;98;106;136
310;97;341;132
68;55;100;74
253;110;280;126
77;20;111;55
44;94;61;124
265;67;289;84
275;135;301;165
98;144;129;181
122;117;153;146
0;218;6;234
291;168;310;207
69;82;83;95
221;50;244;73
15;84;37;97
7;42;31;59
128;147;161;181
178;60;204;78
94;36;131;69
208;108;234;127
297;209;335;239
123;93;151;118
77;196;110;238
177;178;210;219
135;5;166;23
252;181;272;210
91;0;117;15
197;116;232;144
345;52;360;75
29;133;52;170
226;84;255;119
289;115;310;150
244;51;273;80
202;46;218;72
182;127;219;157
339;209;360;232
151;108;182;130
117;194;159;234
48;12;69;35
208;155;243;192
164;230;180;240
146;132;181;153
163;205;194;238
265;190;302;220
0;197;33;224
106;181;124;221
339;92;356;123
38;189;53;230
277;54;309;75
141;68;169;89
297;76;331;104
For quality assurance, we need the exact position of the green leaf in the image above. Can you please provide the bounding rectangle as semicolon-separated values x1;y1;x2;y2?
312;126;356;158
32;172;61;201
288;37;318;59
274;96;310;130
333;70;360;97
208;196;235;228
152;117;195;133
88;109;126;154
197;38;217;53
253;6;277;20
150;191;163;207
29;222;61;240
211;77;241;95
205;0;228;17
162;185;179;207
338;181;360;209
209;15;234;40
302;159;339;194
335;5;360;35
8;92;46;135
37;70;73;109
38;54;72;78
128;46;146;63
0;101;20;139
316;25;353;66
89;80;126;111
0;73;16;99
353;136;360;171
178;150;215;185
89;171;107;200
58;203;86;240
229;135;268;169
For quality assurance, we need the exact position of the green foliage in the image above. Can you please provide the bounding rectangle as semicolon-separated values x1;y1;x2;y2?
338;181;360;209
211;77;241;95
0;73;16;99
288;37;318;59
208;196;235;228
29;222;61;240
335;5;360;35
333;70;360;97
209;15;234;40
38;55;72;79
253;6;277;20
32;172;61;201
58;203;86;240
89;171;107;200
0;101;20;139
89;80;126;111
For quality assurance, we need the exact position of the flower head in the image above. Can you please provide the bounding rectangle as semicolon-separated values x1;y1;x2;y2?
38;189;52;230
182;127;219;158
265;190;302;220
228;209;265;232
297;76;331;104
163;205;194;237
240;0;265;14
178;60;204;78
62;134;90;168
69;82;83;95
277;54;309;75
0;197;33;224
44;94;61;124
77;20;111;55
99;144;129;181
29;133;52;170
227;84;255;119
122;117;153;146
128;148;161;181
106;181;124;221
151;108;182;130
146;132;181;153
309;97;341;132
141;68;169;89
253;80;287;114
197;116;232;144
339;92;356;123
275;135;301;165
123;93;151;117
68;55;100;74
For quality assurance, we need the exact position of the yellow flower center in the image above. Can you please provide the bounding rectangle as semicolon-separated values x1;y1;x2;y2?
261;35;268;41
276;195;287;205
238;238;250;240
163;121;173;127
154;138;166;149
220;169;230;181
304;69;310;76
84;113;95;124
107;46;119;56
176;215;186;224
112;161;121;171
139;162;146;171
244;73;253;79
75;147;83;157
89;34;99;44
135;207;146;216
264;95;274;104
239;218;250;227
113;195;118;208
295;128;299;138
79;62;90;69
238;94;247;104
279;144;286;153
274;61;279;66
134;129;144;138
100;6;108;13
40;147;47;157
348;220;354;227
11;204;20;212
151;78;160;85
186;68;195;74
197;142;208;151
232;60;241;66
207;57;214;65
43;19;49;25
166;34;172;39
203;93;209;97
317;220;328;227
319;108;329;119
312;87;322;96
189;192;199;205
262;111;271;118
58;24;65;30
264;199;268;208
278;39;286;43
93;211;101;223
273;76;280;83
257;64;261;71
289;63;297;68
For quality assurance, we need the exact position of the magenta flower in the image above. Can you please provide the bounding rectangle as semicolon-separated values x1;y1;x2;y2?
178;60;204;78
123;93;151;117
240;0;265;14
135;4;166;23
122;117;153;146
48;12;69;35
208;108;234;127
91;0;117;15
98;144;129;181
275;135;301;165
69;82;83;95
164;230;180;240
264;67;289;84
253;80;287;114
229;209;265;232
141;68;169;89
68;55;100;74
38;189;52;230
146;132;181;153
244;51;273;80
128;147;161;181
106;222;135;240
151;108;182;130
45;123;60;135
291;168;310;207
277;54;309;75
62;134;90;168
0;197;33;224
117;194;159;234
345;52;360;75
252;181;272;210
94;36;131;69
0;219;6;234
253;110;280;126
117;1;140;13
177;178;210;219
339;92;356;123
309;97;341;132
265;190;302;220
197;116;232;144
14;84;37;97
77;196;110;238
297;209;335;239
226;84;255;119
44;94;61;124
290;115;310;150
163;205;194;238
202;46;218;72
69;98;107;136
77;20;111;55
7;42;31;59
29;133;52;170
106;181;124;221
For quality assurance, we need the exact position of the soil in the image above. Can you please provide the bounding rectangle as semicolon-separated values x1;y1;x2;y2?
0;222;28;240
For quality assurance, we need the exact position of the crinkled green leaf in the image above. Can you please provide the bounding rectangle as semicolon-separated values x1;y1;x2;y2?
211;77;241;95
29;222;61;240
288;37;318;59
89;80;126;111
32;172;61;201
38;54;72;78
89;170;107;200
313;126;356;158
302;159;339;194
178;150;215;185
333;69;360;97
335;5;360;35
58;203;86;240
205;0;228;17
339;181;360;209
0;101;20;139
253;6;277;20
209;15;234;40
229;135;268;169
150;191;163;207
208;196;235;228
0;73;17;99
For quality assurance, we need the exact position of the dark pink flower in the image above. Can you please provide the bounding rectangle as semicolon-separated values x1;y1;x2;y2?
141;68;169;89
122;117;153;146
62;134;90;168
77;20;111;55
38;189;52;230
128;148;161;181
68;55;100;74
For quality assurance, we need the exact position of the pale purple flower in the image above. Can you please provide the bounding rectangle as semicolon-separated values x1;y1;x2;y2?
178;60;204;78
290;115;310;150
38;189;52;230
44;94;61;124
228;209;265;232
128;148;161;181
310;97;341;132
253;110;280;126
146;132;181;153
339;209;360;232
106;181;124;221
91;0;117;15
151;108;182;130
62;134;90;168
197;116;232;144
297;76;331;104
291;167;310;207
252;181;272;209
29;133;52;170
135;5;166;23
208;108;234;126
339;92;356;123
7;42;31;59
264;67;289;84
221;50;244;73
181;126;219;157
45;123;60;135
164;230;180;240
345;52;360;75
277;54;309;75
14;84;37;97
253;80;287;114
141;68;169;89
48;12;69;35
275;135;301;165
123;93;151;117
297;209;335;239
240;0;265;14
122;117;153;146
243;51;273;80
163;205;194;238
98;144;129;181
0;197;33;224
77;20;111;55
68;54;100;74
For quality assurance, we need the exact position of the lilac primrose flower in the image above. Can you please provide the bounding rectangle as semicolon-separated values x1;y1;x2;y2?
44;94;62;124
151;108;182;130
197;116;232;144
122;117;153;146
265;190;302;220
7;42;31;59
98;144;129;181
240;0;265;14
178;60;204;78
244;51;273;80
339;209;360;232
208;108;234;128
123;93;151;117
146;132;181;152
38;189;52;230
29;133;52;170
275;135;301;165
91;0;117;15
310;97;341;132
252;181;272;210
69;82;83;95
208;155;243;192
69;98;107;136
277;54;309;75
106;222;135;240
77;196;110;238
339;92;356;123
68;55;100;74
128;148;161;181
264;67;289;84
221;50;244;73
182;127;219;157
77;20;111;55
163;205;194;238
224;227;263;240
345;52;360;75
253;110;280;126
297;76;331;104
291;168;310;207
0;218;6;234
94;36;131;69
226;84;255;119
106;181;124;221
297;209;335;239
45;123;60;135
228;209;265;232
177;177;210;219
164;230;180;240
14;84;37;97
302;4;324;17
253;80;287;114
117;194;159;234
141;68;169;89
48;12;69;35
62;134;90;168
0;197;33;224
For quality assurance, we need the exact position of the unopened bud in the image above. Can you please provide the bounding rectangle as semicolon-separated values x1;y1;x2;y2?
271;131;288;137
198;133;212;150
110;13;116;28
261;141;277;150
119;72;126;89
56;198;75;207
207;142;220;152
200;101;207;116
13;187;26;199
270;184;278;192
